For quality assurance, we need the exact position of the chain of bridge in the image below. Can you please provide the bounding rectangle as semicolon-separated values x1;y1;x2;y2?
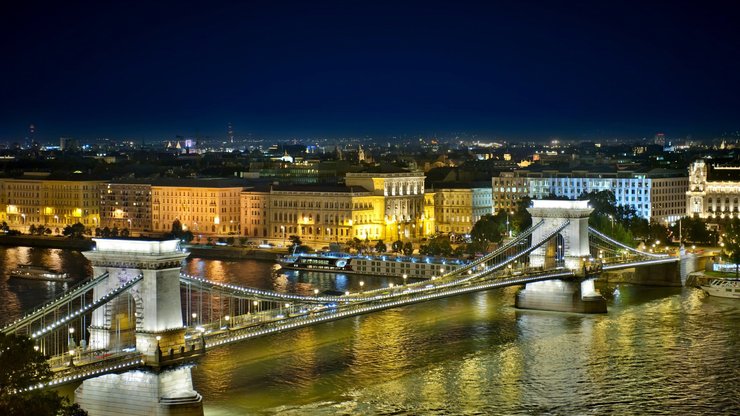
2;272;110;334
587;226;677;271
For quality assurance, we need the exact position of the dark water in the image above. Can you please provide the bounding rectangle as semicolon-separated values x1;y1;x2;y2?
1;247;738;415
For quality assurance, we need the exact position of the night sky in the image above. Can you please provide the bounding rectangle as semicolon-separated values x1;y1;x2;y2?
2;1;740;141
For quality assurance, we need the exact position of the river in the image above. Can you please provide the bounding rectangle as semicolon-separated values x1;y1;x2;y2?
0;246;738;415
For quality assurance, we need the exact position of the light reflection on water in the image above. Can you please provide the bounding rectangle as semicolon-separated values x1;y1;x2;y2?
0;248;738;415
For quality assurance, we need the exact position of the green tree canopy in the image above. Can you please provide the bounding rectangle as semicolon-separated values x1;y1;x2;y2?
375;240;387;253
0;333;87;416
722;218;740;277
470;214;505;244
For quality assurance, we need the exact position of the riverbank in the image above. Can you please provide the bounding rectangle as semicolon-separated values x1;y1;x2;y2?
0;235;94;250
0;235;285;262
184;245;283;261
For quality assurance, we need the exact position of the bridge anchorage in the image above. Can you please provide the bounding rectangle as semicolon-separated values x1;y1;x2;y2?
0;199;678;415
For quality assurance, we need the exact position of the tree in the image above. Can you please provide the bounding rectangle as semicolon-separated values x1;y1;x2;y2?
375;240;387;253
470;214;504;244
0;333;88;416
28;224;37;235
510;196;532;234
288;235;302;252
402;242;414;255
171;219;183;237
422;236;453;257
110;227;119;237
120;228;130;238
647;222;670;246
392;240;403;253
673;216;712;244
723;218;740;277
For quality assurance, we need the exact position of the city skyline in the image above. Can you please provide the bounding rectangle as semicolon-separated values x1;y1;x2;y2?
2;2;740;141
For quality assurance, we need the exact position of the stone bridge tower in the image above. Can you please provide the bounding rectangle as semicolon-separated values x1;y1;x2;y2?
527;199;593;270
83;239;188;360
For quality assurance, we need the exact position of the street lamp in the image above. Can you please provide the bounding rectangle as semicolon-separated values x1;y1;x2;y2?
281;225;285;247
607;214;614;233
191;312;197;326
359;280;364;292
402;273;407;285
224;315;230;330
155;335;162;359
314;288;319;297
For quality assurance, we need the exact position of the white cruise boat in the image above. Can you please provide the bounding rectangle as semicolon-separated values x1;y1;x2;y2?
700;279;740;299
9;265;73;282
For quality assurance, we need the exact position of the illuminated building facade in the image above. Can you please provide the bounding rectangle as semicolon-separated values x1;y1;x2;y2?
493;168;687;223
345;171;427;242
686;159;740;219
432;184;493;234
240;187;269;238
99;181;152;234
266;184;384;246
0;176;103;232
150;179;243;236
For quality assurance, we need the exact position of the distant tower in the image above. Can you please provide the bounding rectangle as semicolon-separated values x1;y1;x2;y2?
26;123;36;148
358;144;365;162
654;133;666;147
228;123;234;143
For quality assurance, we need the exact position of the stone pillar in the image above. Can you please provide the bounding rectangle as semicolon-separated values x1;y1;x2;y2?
527;200;593;270
83;239;189;359
75;367;203;416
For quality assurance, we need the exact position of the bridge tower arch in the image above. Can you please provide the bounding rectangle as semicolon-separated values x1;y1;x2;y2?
527;199;593;270
83;238;189;360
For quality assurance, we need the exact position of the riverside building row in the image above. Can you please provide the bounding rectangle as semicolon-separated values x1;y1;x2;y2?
492;167;688;224
0;173;491;245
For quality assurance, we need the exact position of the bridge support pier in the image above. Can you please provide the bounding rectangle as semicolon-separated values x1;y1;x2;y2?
515;279;606;313
75;367;203;416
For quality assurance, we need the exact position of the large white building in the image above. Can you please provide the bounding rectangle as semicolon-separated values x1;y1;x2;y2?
493;167;688;223
686;159;740;219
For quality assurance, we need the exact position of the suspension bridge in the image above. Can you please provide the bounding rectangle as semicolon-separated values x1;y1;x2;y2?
2;200;677;395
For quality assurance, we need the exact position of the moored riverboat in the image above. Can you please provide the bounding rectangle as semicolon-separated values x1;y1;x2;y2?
276;252;469;279
700;278;740;299
10;264;73;282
